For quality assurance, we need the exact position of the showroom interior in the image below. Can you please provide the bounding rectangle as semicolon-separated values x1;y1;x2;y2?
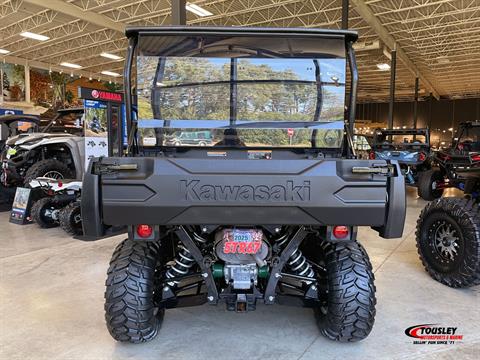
1;0;479;359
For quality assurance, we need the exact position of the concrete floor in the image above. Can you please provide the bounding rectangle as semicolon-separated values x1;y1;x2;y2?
0;187;479;360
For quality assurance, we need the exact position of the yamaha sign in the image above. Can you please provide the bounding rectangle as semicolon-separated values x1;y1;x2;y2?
78;87;123;103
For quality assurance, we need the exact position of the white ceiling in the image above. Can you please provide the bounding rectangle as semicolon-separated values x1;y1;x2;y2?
1;0;479;101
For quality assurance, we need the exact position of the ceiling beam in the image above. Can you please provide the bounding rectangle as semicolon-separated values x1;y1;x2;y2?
22;0;125;33
0;54;121;83
351;0;440;100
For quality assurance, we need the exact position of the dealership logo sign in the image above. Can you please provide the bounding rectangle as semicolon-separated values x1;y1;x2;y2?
405;324;463;345
90;89;122;102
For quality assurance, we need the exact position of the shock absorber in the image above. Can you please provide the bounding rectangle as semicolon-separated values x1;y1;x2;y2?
275;229;314;280
287;249;315;278
165;231;206;286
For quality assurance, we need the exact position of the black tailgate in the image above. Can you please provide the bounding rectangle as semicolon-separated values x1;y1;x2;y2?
82;157;405;239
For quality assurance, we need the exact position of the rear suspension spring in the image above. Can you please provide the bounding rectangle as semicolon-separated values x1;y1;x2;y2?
166;231;206;286
275;230;315;281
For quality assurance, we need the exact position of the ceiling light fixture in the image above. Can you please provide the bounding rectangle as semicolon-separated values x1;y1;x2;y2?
0;49;10;54
376;63;391;71
20;31;50;41
60;62;82;69
185;2;213;17
100;52;123;60
101;70;120;77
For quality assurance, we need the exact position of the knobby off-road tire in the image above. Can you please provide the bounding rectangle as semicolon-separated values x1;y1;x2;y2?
105;239;164;343
416;198;480;287
315;241;376;342
59;201;82;236
31;197;58;228
24;159;73;185
417;169;444;201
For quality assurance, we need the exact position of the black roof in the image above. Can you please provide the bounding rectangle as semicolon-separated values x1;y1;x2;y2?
125;26;358;43
57;107;84;113
0;114;40;124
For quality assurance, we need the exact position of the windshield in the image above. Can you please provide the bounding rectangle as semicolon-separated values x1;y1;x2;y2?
136;34;347;148
373;130;429;148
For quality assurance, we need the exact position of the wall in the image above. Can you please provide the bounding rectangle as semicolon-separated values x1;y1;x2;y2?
356;97;480;130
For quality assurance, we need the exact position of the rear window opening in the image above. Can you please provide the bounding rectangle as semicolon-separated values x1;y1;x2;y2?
134;34;347;149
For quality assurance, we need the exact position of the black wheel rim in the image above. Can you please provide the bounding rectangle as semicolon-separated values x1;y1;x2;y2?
423;214;465;272
41;205;57;224
433;221;460;261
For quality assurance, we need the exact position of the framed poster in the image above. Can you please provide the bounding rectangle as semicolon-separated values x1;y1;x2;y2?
84;99;108;168
9;187;32;224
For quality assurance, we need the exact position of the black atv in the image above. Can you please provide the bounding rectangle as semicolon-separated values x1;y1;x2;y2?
81;26;406;344
369;128;432;187
417;122;480;200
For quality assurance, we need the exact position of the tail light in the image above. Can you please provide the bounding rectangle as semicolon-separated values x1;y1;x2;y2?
418;152;426;162
136;224;153;238
369;151;376;160
332;226;349;239
472;154;480;161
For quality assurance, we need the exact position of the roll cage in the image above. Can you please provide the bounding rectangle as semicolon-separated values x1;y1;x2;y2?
123;26;359;157
372;128;430;149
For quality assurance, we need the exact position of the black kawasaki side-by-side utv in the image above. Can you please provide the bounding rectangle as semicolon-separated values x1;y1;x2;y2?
81;27;406;343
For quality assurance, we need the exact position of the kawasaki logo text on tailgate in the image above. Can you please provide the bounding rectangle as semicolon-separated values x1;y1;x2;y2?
180;180;311;202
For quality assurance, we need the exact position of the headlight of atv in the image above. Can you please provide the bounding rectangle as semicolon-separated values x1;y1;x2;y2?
6;147;17;159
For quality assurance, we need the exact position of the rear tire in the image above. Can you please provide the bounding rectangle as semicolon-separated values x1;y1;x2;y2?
59;201;83;236
416;198;480;287
105;239;164;343
315;241;376;342
24;159;73;186
31;197;59;228
417;169;444;201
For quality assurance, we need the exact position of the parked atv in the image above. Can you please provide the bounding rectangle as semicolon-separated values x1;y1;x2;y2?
416;197;480;288
369;128;432;187
417;122;480;200
0;108;85;204
29;178;83;235
82;26;406;344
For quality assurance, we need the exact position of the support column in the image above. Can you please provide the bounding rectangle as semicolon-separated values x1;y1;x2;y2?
0;62;3;103
25;62;30;103
342;0;349;29
171;0;186;25
413;77;419;129
387;47;397;129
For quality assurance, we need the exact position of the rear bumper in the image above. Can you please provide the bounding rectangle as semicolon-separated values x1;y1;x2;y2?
82;157;406;239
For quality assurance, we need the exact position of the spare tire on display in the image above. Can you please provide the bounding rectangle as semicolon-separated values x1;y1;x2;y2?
24;159;73;186
416;198;480;287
